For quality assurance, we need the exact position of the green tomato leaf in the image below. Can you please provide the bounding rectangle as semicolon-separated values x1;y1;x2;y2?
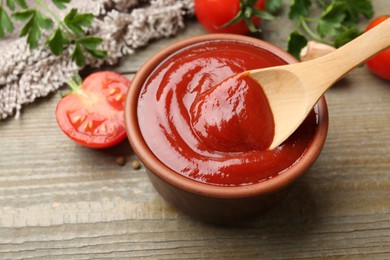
289;0;312;20
0;7;14;35
317;2;346;38
266;0;283;14
46;28;69;55
51;0;71;10
71;43;85;67
287;31;308;60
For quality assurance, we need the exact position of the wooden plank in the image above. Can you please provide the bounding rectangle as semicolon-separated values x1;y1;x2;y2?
1;0;390;258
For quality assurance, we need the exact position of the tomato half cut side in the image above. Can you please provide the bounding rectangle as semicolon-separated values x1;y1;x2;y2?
56;71;131;148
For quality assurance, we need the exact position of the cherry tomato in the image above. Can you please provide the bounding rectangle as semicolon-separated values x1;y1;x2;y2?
365;16;390;80
56;71;131;148
194;0;266;35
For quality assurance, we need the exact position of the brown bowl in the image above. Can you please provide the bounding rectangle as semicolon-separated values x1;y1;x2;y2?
125;34;329;224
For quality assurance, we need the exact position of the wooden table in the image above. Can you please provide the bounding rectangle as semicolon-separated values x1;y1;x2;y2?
1;1;390;258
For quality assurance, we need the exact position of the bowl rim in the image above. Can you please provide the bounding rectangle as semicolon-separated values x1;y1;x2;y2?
125;34;329;199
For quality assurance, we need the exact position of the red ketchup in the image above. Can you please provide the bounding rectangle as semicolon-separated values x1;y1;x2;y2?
138;40;318;186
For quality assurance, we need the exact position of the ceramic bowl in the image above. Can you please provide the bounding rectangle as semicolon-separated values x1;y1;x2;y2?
124;34;329;224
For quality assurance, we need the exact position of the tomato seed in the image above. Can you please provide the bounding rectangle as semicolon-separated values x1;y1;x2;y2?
109;88;118;95
71;115;81;123
115;94;123;101
99;124;107;133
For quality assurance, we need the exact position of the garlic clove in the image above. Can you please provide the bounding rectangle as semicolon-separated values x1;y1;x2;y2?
300;41;336;61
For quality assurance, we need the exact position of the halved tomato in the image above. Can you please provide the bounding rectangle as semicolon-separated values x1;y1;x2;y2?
56;71;131;148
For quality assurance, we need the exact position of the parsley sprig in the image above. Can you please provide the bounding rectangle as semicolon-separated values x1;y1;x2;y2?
0;0;106;67
286;0;374;59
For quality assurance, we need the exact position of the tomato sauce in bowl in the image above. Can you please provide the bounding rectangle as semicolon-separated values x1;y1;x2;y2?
125;34;328;223
137;40;318;186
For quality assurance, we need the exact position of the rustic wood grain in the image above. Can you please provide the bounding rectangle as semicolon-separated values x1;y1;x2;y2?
1;0;390;259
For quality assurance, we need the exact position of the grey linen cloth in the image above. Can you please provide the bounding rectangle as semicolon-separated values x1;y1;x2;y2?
0;0;194;119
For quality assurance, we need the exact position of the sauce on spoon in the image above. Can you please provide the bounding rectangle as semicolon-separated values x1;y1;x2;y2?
191;72;274;152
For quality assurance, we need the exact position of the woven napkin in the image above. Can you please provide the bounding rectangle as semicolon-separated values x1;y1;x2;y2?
0;0;194;120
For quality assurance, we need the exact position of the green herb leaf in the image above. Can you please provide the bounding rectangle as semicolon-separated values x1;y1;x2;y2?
35;11;54;30
15;0;28;9
266;0;283;14
0;7;14;37
19;12;35;36
64;8;94;35
6;0;16;11
334;27;361;47
25;17;41;49
0;0;105;67
12;9;35;21
75;36;108;60
17;10;48;49
317;2;346;37
51;0;71;10
286;0;373;58
46;28;69;55
71;43;85;67
78;36;103;50
287;31;308;60
86;48;107;59
289;0;312;20
77;36;107;59
336;0;374;22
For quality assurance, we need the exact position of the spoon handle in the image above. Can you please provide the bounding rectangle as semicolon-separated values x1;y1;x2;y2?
327;18;390;72
297;18;390;96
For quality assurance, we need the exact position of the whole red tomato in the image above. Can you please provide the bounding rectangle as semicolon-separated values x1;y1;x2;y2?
365;16;390;80
195;0;266;34
56;71;131;148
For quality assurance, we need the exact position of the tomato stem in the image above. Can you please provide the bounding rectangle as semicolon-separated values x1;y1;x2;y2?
68;73;83;92
220;0;274;33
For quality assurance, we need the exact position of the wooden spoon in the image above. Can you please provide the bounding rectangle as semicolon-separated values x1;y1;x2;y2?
248;18;390;150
